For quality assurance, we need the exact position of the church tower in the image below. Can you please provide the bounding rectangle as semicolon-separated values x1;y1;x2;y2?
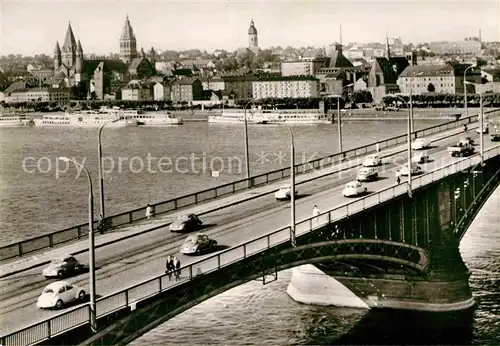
61;22;77;67
248;19;258;53
75;40;83;73
120;15;138;64
385;33;391;60
54;41;62;70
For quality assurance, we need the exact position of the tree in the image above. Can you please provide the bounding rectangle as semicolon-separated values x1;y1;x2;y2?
427;83;435;92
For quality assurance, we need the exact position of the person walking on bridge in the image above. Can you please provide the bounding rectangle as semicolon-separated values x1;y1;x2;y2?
173;256;181;281
165;255;174;281
312;205;320;227
396;170;401;185
146;204;154;220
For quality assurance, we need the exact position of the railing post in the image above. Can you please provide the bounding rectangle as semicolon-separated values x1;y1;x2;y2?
267;235;270;248
18;242;23;256
189;265;193;280
159;276;162;292
217;255;221;269
49;234;53;248
128;212;133;223
125;290;129;306
173;199;178;210
195;193;198;204
77;225;82;239
232;183;235;193
243;244;247;258
47;319;52;339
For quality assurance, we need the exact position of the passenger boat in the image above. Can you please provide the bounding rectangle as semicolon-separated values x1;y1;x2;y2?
0;113;34;127
208;107;330;125
208;109;269;124
126;111;183;126
34;107;136;127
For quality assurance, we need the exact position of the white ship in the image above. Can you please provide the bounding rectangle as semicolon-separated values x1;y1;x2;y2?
0;113;34;127
208;107;330;125
34;107;136;127
127;111;183;126
208;109;270;124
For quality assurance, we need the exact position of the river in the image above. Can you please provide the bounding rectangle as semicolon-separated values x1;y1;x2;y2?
0;119;442;244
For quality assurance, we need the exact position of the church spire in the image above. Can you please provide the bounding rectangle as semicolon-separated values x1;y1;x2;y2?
121;15;135;40
120;15;138;63
54;41;61;55
62;22;77;52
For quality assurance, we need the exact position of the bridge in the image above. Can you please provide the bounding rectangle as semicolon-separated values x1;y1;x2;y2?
0;113;499;345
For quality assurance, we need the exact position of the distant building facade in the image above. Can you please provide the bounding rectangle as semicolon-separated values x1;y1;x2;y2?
252;76;319;99
153;82;171;101
429;39;482;56
121;80;152;101
171;78;204;102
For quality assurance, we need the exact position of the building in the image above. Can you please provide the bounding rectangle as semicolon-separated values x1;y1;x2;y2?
397;63;481;95
252;76;319;99
222;75;260;100
429;39;482;56
5;87;70;104
119;15;138;64
153;82;171;101
248;19;259;55
121;80;152;101
53;23;84;80
201;77;225;91
171;78;204;102
128;56;155;79
91;61;128;100
281;59;325;77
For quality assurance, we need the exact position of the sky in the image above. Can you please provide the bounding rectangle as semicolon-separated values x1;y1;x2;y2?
0;0;499;56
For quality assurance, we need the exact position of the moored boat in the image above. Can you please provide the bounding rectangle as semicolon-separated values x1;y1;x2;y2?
127;111;183;126
0;113;34;127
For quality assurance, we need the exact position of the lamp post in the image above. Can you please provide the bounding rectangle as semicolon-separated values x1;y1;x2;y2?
58;156;97;332
334;83;354;159
409;72;423;135
285;125;296;246
243;100;253;186
394;96;413;197
98;119;120;231
463;64;476;118
464;81;484;166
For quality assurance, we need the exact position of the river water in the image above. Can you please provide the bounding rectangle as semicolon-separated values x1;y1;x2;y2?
0;119;442;244
130;187;500;345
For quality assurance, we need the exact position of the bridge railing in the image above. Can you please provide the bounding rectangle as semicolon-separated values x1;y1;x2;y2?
4;144;499;346
1;112;487;262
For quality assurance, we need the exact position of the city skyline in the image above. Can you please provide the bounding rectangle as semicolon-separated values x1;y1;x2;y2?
1;0;499;56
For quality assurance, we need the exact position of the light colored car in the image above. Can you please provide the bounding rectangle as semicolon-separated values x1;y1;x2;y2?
476;123;489;134
342;180;368;197
400;163;422;176
42;255;84;279
36;281;86;309
180;233;218;255
411;151;429;164
362;154;382;167
411;138;431;150
274;184;298;200
356;167;378;182
169;214;202;232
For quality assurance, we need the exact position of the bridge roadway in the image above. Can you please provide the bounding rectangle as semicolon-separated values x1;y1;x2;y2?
0;130;490;336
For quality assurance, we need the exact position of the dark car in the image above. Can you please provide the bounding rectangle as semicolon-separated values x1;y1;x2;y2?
42;255;85;279
169;213;202;232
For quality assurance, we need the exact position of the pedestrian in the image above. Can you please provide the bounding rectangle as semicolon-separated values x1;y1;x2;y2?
463;124;468;133
375;143;380;153
165;255;174;281
312;205;320;226
396;170;401;184
173;256;181;281
145;204;153;220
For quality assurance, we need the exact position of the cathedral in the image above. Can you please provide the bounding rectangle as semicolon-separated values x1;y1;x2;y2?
53;22;85;82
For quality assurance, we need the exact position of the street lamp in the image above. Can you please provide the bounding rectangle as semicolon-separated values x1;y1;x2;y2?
409;71;423;135
394;96;413;198
58;156;97;332
98;119;120;231
463;64;476;118
284;125;296;246
243;100;253;186
464;81;484;166
333;83;354;159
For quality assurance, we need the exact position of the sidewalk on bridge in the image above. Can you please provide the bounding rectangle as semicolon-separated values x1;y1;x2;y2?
0;124;470;278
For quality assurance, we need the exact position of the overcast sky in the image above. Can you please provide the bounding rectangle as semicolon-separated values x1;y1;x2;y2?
1;0;498;56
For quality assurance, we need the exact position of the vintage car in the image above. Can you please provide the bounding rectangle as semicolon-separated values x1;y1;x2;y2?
411;151;430;164
356;167;378;182
342;180;368;197
180;233;218;255
362;154;382;167
36;281;86;309
476;123;489;134
411;138;431;150
274;184;298;201
399;163;422;176
42;255;85;279
169;214;202;232
459;136;475;146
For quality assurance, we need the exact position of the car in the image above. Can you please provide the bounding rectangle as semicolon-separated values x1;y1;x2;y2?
342;180;368;197
459;136;475;146
274;184;298;200
169;214;202;232
363;154;382;167
476;123;489;134
180;233;218;255
42;255;84;279
400;163;422;176
411;138;431;150
36;281;86;309
411;151;430;164
356;167;378;182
